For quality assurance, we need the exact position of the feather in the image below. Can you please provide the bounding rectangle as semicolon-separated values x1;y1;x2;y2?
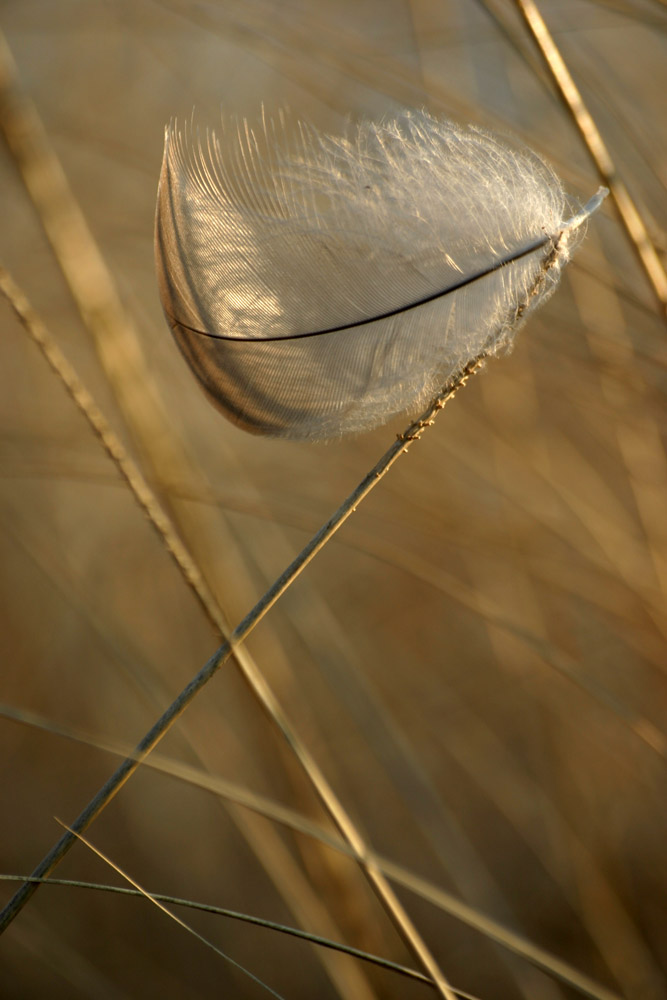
155;109;605;441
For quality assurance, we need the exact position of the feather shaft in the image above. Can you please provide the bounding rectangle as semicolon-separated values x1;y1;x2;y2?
155;110;606;440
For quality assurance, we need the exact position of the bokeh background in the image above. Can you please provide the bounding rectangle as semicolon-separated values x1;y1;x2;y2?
1;1;666;998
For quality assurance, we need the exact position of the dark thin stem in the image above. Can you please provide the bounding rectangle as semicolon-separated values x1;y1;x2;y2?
0;875;435;992
0;259;463;998
0;358;483;1000
0;716;625;998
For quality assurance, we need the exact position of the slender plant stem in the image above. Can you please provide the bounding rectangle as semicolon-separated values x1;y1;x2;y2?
2;870;623;1000
2;875;433;990
1;267;483;999
514;0;667;319
0;873;483;998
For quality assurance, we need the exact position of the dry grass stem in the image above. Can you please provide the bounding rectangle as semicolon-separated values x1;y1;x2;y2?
514;0;667;317
0;268;485;998
0;268;479;997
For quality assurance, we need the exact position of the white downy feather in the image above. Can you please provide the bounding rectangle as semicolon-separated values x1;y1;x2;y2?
155;109;605;441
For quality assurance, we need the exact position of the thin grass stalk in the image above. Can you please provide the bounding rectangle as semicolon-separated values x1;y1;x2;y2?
0;876;429;990
0;874;483;999
0;362;481;988
513;0;667;318
0;276;483;1000
0;266;472;996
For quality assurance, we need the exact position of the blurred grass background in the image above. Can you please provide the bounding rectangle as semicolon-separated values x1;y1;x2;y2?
0;1;666;997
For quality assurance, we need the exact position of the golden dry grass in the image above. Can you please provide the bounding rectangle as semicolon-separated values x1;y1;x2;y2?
0;2;666;998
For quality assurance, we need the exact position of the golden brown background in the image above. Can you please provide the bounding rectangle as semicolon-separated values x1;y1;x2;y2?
0;1;665;998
